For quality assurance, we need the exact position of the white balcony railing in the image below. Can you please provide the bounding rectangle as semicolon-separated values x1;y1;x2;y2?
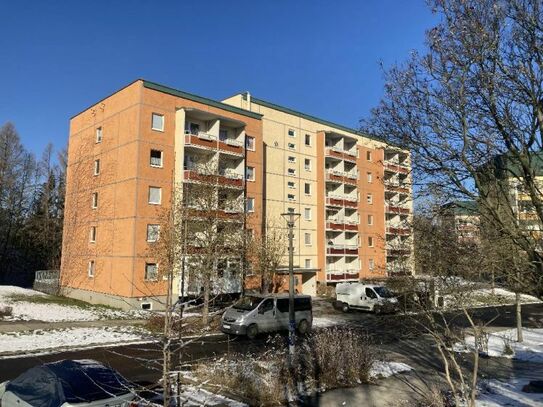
197;132;217;141
344;195;358;202
327;192;344;200
225;138;243;147
222;169;243;179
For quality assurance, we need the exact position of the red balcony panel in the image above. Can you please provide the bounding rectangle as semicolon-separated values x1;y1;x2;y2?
344;177;357;185
386;184;410;194
327;248;346;255
326;173;344;183
344;224;358;231
185;134;217;149
326;222;344;230
344;200;358;208
345;249;358;255
386;227;411;235
218;141;244;155
386;205;410;215
326;198;344;207
219;176;243;188
327;272;359;281
184;170;217;183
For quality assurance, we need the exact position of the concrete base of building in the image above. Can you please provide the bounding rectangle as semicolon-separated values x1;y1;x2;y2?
60;286;168;311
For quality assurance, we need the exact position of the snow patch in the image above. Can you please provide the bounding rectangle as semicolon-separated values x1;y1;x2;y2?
370;361;413;379
477;377;543;406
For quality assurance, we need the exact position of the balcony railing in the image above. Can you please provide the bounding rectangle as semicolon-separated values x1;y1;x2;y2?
184;168;243;189
384;162;409;174
386;204;410;215
325;270;359;282
386;226;411;236
326;246;359;255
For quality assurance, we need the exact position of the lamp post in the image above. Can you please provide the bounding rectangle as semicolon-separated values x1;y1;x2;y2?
281;211;300;360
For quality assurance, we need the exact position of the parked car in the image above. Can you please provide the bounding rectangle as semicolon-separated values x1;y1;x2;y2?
0;359;135;407
334;283;398;314
220;294;313;339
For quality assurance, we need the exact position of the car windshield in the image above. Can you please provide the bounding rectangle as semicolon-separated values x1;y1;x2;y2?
232;296;262;311
373;287;394;298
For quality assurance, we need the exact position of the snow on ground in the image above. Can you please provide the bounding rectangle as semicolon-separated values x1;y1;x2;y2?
370;361;413;379
454;328;543;362
312;316;339;327
443;287;541;309
476;377;543;406
0;326;148;356
178;386;247;407
0;285;147;322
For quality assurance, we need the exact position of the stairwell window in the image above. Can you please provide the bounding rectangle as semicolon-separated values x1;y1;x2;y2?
147;224;160;242
151;113;164;131
367;172;373;183
366;151;372;161
304;183;311;195
88;260;95;278
246;197;255;212
246;166;255;181
91;192;98;209
305;134;311;146
368;236;374;247
304;232;312;246
368;214;374;225
145;263;158;281
93;159;100;176
150;150;163;167
304;207;312;220
89;226;96;243
367;193;373;204
95;127;102;143
305;259;312;268
304;159;311;171
288;156;296;163
148;187;162;205
246;136;255;151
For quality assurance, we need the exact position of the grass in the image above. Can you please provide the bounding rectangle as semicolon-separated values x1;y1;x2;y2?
7;293;120;312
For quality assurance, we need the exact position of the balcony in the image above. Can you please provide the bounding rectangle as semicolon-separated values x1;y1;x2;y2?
387;247;412;257
184;168;244;189
184;133;217;150
386;226;411;236
218;138;244;157
385;204;410;215
325;147;357;162
325;269;359;282
326;246;359;256
384;162;409;175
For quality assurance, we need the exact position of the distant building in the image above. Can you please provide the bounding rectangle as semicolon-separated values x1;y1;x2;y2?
440;200;480;243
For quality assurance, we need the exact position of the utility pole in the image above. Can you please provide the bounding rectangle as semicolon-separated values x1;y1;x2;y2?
281;211;300;361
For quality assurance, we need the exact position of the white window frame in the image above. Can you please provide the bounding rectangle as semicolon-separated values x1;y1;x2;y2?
305;134;311;146
304;158;311;171
304;207;312;220
366;151;372;161
93;159;100;176
89;226;96;243
95;127;102;143
287;194;296;201
88;260;95;278
304;232;312;246
147;224;160;242
368;214;374;225
91;192;98;209
367;193;373;205
246;166;255;181
305;259;312;268
246;197;255;212
288;129;296;137
151;113;164;132
150;149;163;168
148;186;162;205
288;168;296;176
304;183;311;195
367;172;373;183
288;143;296;150
368;236;374;247
287;181;296;189
246;136;255;151
145;262;159;281
288;156;296;163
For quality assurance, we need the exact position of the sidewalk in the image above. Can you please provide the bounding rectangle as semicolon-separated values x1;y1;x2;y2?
0;318;147;333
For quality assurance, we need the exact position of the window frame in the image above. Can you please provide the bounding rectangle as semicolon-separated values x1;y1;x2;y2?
146;224;160;242
88;260;95;278
145;262;159;281
287;181;296;189
304;182;311;195
245;136;255;151
91;192;98;209
148;186;162;205
95;127;102;143
288;142;296;150
288;129;296;137
89;226;96;243
304;232;312;246
287;194;296;201
287;168;296;176
366;151;372;161
151;113;164;132
304;158;311;171
367;172;373;183
93;159;100;176
150;149;164;168
368;236;374;247
305;259;312;268
246;197;255;212
288;156;296;163
246;166;255;181
367;214;374;225
304;207;312;221
367;193;373;205
304;134;311;146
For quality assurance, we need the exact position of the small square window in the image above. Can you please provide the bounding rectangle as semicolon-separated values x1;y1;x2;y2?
287;207;295;213
95;127;102;143
89;226;96;243
304;207;311;220
304;183;311;195
288;194;296;201
367;172;373;183
366;151;372;161
147;224;160;242
368;214;374;225
88;260;95;277
368;236;374;247
288;156;296;163
288;143;296;150
148;187;162;205
152;113;164;131
91;192;98;209
305;259;312;268
150;150;163;167
145;263;158;280
246;197;255;212
246;166;255;181
304;232;312;246
288;129;296;137
304;159;311;171
305;134;311;146
288;181;296;189
93;159;100;175
246;136;255;150
367;193;373;204
288;168;296;176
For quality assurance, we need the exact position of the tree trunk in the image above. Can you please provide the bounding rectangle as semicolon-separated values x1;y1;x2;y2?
202;275;210;326
516;291;523;342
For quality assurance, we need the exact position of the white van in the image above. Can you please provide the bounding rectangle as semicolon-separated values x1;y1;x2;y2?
335;283;398;314
221;294;312;339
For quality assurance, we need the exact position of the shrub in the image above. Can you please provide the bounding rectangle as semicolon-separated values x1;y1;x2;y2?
144;312;222;335
0;305;13;319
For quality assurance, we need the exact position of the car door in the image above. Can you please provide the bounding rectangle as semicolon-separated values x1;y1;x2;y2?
364;287;378;310
254;298;276;332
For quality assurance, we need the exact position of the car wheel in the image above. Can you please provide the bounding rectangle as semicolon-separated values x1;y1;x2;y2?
298;319;310;335
342;303;350;313
246;324;258;339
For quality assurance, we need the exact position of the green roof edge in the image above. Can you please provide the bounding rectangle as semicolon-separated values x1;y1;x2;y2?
142;80;263;120
245;94;404;148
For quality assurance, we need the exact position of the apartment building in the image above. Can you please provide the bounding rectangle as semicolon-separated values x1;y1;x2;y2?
440;201;480;243
60;80;413;310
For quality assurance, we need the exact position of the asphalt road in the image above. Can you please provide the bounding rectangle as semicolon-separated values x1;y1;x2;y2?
1;302;542;385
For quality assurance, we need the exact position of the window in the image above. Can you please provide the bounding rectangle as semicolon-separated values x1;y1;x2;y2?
304;183;311;195
246;197;255;212
288;156;296;163
304;232;312;246
287;207;295;213
304;158;311;171
151;113;164;131
93;159;100;175
288;143;295;150
304;207;312;220
305;134;311;146
259;299;274;313
288;168;296;176
366;151;372;161
148;187;162;205
147;224;160;242
185;121;200;134
288;194;296;201
367;193;373;204
368;259;375;272
366;287;377;299
150;150;163;167
91;192;98;209
89;226;96;243
95;127;102;143
246;136;255;150
219;129;228;141
145;263;158;280
246;166;255;181
367;172;373;183
367;214;374;225
288;129;296;137
368;236;374;247
288;181;296;189
305;259;312;269
88;260;95;277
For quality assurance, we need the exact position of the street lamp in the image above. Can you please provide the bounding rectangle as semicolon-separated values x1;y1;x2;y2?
281;211;300;359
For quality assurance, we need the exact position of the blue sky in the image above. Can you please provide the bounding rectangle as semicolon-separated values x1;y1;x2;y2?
0;1;436;156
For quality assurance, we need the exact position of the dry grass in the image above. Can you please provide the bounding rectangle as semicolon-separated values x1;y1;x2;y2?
0;305;12;319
